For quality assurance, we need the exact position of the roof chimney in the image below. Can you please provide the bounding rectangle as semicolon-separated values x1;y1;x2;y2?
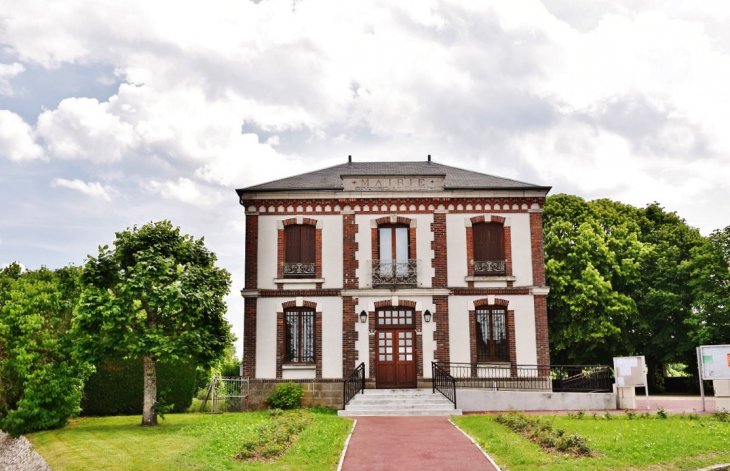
427;154;431;162
348;155;352;163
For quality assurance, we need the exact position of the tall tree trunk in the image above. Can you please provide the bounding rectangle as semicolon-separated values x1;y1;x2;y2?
142;355;158;426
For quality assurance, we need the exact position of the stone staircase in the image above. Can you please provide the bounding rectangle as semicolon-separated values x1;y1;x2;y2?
338;388;462;417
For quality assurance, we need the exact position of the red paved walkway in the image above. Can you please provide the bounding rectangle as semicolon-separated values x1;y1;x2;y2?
341;417;498;471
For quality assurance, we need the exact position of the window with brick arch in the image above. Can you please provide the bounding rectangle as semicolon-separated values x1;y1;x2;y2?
284;224;315;278
475;307;508;362
473;222;505;275
375;224;413;285
285;308;315;363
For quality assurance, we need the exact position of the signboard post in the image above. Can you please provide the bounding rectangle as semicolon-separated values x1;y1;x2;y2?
613;356;649;410
697;344;730;412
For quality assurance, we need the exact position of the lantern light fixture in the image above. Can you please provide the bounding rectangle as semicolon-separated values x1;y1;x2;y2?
423;310;432;323
359;310;368;323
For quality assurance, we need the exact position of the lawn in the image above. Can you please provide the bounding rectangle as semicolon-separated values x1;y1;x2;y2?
28;409;353;471
454;412;730;471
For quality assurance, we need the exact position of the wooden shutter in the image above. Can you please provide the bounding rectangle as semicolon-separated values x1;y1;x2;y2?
300;225;315;264
474;223;503;261
285;225;302;263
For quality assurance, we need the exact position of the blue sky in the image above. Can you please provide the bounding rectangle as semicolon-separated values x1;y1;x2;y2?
2;0;730;353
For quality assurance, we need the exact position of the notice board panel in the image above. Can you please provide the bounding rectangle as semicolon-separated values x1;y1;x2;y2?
613;356;646;387
699;345;730;380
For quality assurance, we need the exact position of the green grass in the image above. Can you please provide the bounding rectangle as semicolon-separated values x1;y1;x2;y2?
454;413;730;470
28;409;353;471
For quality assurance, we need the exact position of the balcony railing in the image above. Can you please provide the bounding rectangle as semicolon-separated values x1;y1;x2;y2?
371;259;419;286
283;262;316;278
435;362;611;393
473;260;506;275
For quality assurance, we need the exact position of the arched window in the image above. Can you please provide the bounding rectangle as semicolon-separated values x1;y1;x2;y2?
473;222;505;275
285;307;315;363
284;224;316;278
475;306;508;361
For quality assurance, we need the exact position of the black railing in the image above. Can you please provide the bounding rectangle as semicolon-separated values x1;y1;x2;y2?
432;362;457;409
473;260;506;275
435;362;611;393
343;362;365;407
371;259;419;286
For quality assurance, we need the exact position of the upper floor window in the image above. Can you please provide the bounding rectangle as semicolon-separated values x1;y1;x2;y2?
373;224;416;285
473;222;505;275
284;224;315;278
285;308;315;363
476;307;508;362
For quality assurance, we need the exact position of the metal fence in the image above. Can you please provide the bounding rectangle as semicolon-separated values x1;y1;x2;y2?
343;362;365;407
201;376;249;413
435;362;611;393
432;362;457;408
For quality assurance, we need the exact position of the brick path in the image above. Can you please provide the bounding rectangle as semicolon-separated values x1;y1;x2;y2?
341;416;498;471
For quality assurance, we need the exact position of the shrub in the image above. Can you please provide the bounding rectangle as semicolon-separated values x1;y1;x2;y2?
713;408;729;422
237;410;311;461
266;382;304;410
656;406;668;419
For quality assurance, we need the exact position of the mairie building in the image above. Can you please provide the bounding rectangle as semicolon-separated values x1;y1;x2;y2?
236;157;552;408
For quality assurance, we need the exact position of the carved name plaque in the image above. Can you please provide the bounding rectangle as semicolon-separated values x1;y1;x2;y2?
342;175;445;191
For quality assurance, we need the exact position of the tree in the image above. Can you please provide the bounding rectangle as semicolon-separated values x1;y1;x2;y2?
543;194;644;365
0;265;90;436
687;225;730;346
74;221;233;426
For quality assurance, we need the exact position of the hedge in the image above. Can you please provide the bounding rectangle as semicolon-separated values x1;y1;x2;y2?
81;357;196;416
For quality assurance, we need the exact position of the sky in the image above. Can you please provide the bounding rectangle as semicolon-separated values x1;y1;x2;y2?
2;0;730;355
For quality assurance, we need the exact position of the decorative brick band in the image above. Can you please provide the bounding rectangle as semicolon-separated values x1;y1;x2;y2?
470;215;505;224
243;197;545;216
450;288;531;296
473;297;510;307
281;300;318;309
373;299;417;308
260;289;341;297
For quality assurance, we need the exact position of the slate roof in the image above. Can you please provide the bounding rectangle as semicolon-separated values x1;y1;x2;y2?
236;160;550;194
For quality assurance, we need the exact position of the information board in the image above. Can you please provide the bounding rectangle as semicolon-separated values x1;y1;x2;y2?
613;356;647;388
699;345;730;380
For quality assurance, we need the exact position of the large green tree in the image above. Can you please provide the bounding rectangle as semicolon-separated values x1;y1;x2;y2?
74;221;233;425
0;264;90;436
687;225;730;346
543;194;643;365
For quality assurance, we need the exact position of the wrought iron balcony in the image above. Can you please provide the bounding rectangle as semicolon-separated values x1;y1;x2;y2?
473;260;506;275
283;262;316;278
371;259;419;286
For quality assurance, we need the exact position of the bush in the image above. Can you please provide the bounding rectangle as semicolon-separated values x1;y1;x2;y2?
266;382;304;410
81;357;196;416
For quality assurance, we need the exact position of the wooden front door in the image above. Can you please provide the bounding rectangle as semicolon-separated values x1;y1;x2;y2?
374;307;417;388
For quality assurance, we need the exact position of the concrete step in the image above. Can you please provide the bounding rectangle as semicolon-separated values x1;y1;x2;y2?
340;388;460;417
345;403;456;411
338;408;462;417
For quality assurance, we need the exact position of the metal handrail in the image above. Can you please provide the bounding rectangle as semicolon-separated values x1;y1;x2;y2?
343;362;365;407
434;362;611;392
432;362;457;409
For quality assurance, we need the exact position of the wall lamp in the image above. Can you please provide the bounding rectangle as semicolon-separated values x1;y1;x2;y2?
423;310;432;323
359;310;368;323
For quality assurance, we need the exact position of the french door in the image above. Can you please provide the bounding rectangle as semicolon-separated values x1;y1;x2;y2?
374;308;417;388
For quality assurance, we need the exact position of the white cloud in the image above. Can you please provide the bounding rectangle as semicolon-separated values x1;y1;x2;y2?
0;62;25;96
1;261;28;273
145;177;224;207
0;110;45;161
51;178;114;201
36;97;138;163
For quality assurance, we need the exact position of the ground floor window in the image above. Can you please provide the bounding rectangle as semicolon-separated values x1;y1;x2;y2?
285;308;314;363
476;307;508;361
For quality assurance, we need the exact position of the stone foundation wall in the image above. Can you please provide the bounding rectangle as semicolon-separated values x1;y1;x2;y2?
247;380;344;410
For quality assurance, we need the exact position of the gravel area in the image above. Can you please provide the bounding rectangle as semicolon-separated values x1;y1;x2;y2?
0;432;51;471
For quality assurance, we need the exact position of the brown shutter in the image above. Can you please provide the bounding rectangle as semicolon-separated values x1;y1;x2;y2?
300;225;315;264
474;223;504;261
285;225;301;263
